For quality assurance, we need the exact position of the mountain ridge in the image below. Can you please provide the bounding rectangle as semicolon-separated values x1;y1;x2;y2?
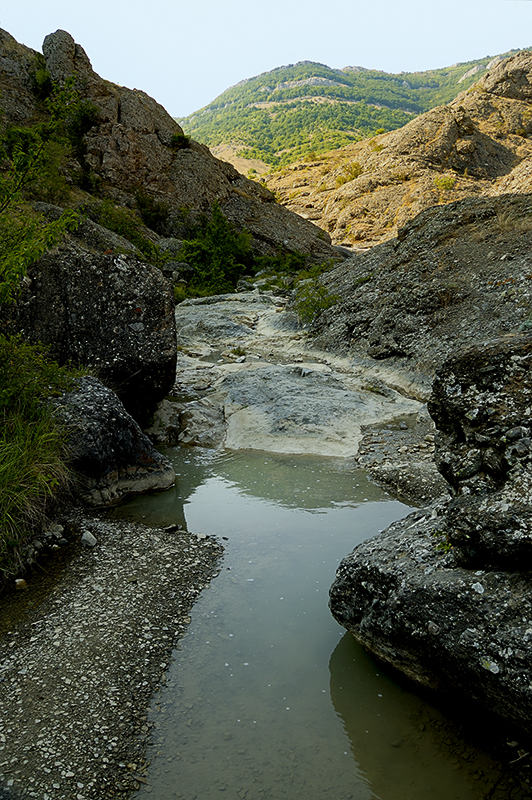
178;50;525;170
264;50;532;248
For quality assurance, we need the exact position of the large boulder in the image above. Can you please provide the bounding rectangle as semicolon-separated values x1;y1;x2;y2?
330;334;532;739
329;508;532;740
12;241;176;425
54;376;175;506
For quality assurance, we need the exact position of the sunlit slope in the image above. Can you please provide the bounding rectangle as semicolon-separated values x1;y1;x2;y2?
178;51;522;170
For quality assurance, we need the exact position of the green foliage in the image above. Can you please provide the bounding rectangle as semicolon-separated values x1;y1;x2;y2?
0;85;84;303
135;189;169;234
434;174;457;193
0;206;78;303
255;250;307;275
179;50;521;168
432;528;453;554
33;67;53;100
86;199;170;266
170;132;191;150
294;280;338;324
0;336;77;577
335;161;362;186
177;203;254;295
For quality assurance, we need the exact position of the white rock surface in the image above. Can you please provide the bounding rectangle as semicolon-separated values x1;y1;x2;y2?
166;292;420;456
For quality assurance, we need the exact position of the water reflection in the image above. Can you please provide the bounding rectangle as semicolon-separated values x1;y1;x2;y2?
329;634;517;800
110;447;524;800
210;450;384;510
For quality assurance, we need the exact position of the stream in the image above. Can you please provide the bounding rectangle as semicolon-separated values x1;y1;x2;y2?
111;448;517;800
110;292;521;800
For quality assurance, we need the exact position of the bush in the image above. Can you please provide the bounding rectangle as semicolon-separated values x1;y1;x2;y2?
170;132;191;150
433;174;457;193
135;190;169;234
0;337;78;577
294;279;338;324
335;161;362;187
177;203;254;295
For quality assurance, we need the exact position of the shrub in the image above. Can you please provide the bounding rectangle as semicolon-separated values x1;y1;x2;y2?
170;132;191;150
135;190;170;234
433;174;457;193
294;279;338;324
335;161;362;187
177;203;254;295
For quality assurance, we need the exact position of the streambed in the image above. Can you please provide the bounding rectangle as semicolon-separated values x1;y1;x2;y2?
110;447;522;800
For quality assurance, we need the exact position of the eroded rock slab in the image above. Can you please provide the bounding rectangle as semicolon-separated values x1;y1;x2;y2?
163;292;420;456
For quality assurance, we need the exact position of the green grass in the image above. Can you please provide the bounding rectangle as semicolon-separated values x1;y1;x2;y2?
0;336;78;579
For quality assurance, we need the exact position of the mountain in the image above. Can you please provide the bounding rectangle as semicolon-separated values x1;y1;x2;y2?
265;51;532;248
178;52;522;171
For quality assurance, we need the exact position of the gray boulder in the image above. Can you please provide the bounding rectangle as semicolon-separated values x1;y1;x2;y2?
12;241;176;425
55;376;175;506
329;507;532;740
330;334;532;739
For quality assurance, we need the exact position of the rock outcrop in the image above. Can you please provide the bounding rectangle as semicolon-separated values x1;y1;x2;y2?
0;28;338;262
428;335;532;569
313;193;532;385
54;376;175;506
11;240;177;425
329;334;532;740
266;51;532;247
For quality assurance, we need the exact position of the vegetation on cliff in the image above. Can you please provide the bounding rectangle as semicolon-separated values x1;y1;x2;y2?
0;78;82;579
179;52;520;168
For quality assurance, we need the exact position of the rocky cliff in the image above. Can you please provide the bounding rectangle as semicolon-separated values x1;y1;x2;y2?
330;334;532;741
266;51;532;247
0;28;337;261
311;193;532;389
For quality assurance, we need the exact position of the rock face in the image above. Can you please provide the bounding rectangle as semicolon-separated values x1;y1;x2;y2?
0;27;338;262
329;334;532;740
12;241;177;425
54;376;175;506
428;334;532;569
313;193;532;383
266;51;532;247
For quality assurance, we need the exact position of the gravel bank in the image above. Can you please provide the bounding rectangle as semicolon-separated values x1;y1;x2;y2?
0;515;223;799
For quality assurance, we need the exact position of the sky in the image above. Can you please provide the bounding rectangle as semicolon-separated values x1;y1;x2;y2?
1;1;532;117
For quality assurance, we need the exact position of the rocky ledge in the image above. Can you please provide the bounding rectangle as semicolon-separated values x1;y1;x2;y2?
330;333;532;742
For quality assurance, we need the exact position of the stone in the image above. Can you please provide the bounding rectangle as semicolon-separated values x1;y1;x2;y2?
10;242;176;426
53;376;175;507
80;531;97;548
428;334;532;568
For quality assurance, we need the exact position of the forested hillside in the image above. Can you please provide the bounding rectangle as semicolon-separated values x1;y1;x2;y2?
179;52;521;169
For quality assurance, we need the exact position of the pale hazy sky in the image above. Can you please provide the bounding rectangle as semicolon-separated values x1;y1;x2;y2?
1;1;531;117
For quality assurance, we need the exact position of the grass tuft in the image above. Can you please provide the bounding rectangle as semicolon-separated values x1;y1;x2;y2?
0;336;78;578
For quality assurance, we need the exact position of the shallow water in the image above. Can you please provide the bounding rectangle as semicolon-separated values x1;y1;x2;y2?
112;448;519;800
